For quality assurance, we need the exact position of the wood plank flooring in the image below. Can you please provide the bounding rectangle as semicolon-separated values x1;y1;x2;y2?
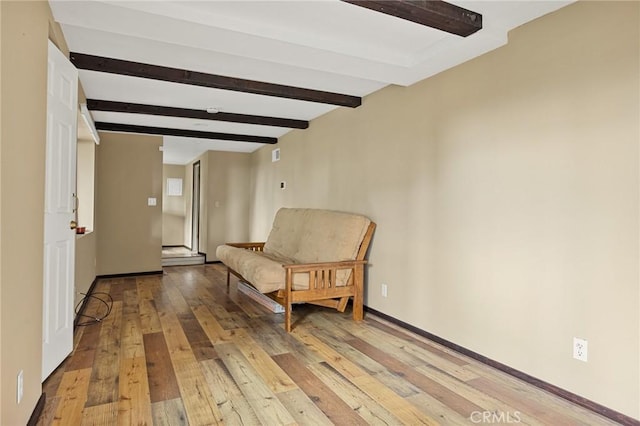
39;264;620;425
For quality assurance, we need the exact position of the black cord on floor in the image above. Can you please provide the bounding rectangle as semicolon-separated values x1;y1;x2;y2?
74;291;114;326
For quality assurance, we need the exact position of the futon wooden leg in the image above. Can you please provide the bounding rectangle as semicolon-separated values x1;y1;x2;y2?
284;269;293;332
353;265;364;321
226;268;230;287
284;304;292;332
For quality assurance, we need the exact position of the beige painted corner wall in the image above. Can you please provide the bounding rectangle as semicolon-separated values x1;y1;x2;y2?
205;151;251;261
0;1;70;423
249;1;639;419
162;164;187;246
0;0;4;411
75;138;97;305
96;132;163;275
184;151;252;261
77;140;96;231
75;232;97;306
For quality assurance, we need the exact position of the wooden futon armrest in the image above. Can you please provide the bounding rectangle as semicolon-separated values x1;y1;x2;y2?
274;259;368;331
282;259;367;273
226;242;265;251
281;259;367;293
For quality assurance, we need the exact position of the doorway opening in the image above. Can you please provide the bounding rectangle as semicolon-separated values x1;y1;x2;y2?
161;162;204;267
191;160;201;254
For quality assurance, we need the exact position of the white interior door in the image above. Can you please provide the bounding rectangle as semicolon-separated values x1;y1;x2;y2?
42;40;78;381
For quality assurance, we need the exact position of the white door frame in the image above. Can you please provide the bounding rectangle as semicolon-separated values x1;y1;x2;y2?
191;160;201;253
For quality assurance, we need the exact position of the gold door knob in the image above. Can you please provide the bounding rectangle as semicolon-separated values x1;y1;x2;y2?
70;220;77;230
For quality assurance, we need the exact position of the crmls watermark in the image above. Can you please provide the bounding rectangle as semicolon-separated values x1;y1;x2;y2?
469;410;522;424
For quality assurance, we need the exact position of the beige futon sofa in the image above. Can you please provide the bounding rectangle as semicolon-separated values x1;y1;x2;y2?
216;208;376;332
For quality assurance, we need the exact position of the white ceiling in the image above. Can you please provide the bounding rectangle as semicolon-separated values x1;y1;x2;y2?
49;0;572;165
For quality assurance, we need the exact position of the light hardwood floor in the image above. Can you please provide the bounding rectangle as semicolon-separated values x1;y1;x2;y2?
39;264;620;425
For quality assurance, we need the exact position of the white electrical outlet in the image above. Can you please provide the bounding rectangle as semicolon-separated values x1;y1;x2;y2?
573;337;588;362
381;283;388;297
17;370;23;404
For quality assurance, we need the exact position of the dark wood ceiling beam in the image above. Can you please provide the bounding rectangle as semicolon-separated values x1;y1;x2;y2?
71;53;361;108
87;99;308;129
95;122;277;144
341;0;482;37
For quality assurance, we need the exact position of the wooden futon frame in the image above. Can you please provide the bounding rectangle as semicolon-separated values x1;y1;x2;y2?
225;221;376;332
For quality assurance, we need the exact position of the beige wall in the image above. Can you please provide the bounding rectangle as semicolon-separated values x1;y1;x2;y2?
162;164;186;246
96;132;163;275
75;232;97;306
77;140;96;231
0;3;96;422
0;0;4;411
184;151;252;261
75;135;97;307
249;1;639;418
206;151;251;260
0;1;67;423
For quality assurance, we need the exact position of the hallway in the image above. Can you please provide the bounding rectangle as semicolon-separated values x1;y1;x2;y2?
161;246;205;267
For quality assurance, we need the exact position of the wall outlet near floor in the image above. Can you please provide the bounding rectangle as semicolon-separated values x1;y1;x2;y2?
381;283;388;297
17;370;23;404
573;337;588;362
